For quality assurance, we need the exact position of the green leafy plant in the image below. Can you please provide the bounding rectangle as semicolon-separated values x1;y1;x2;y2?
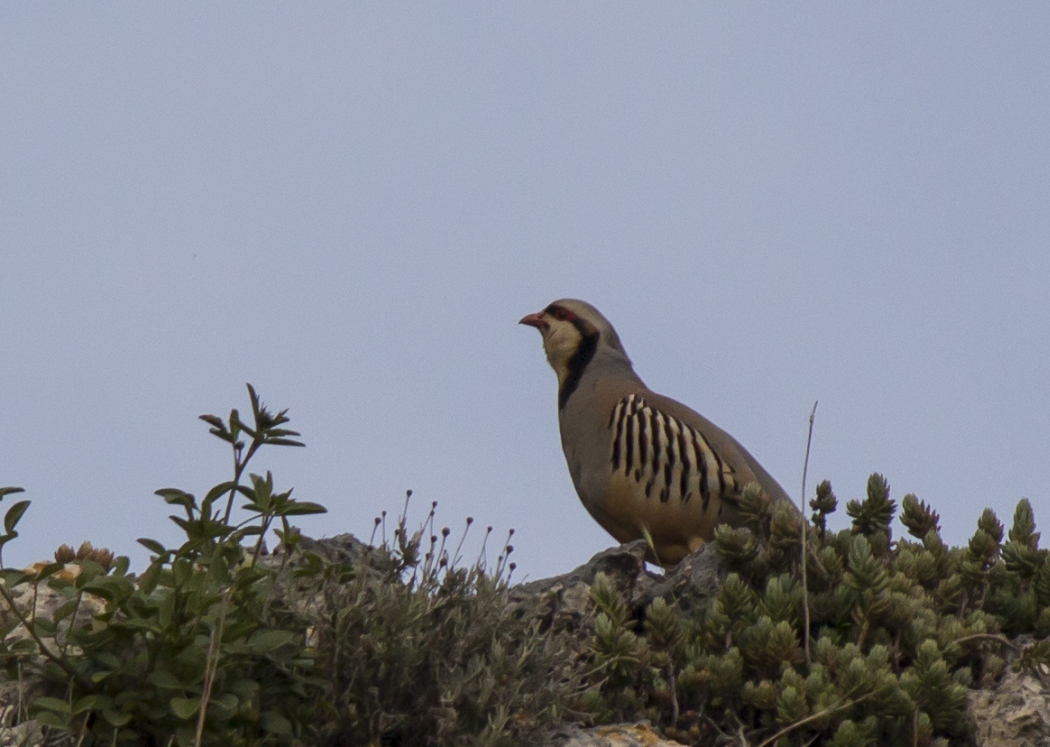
4;395;1050;747
0;385;326;746
580;475;1050;746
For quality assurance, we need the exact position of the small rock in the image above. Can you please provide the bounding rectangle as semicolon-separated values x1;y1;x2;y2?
968;671;1050;747
507;540;726;634
538;721;687;747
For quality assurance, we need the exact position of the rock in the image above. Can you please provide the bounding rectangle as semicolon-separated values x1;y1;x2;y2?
0;563;97;747
507;541;651;634
506;540;726;636
538;721;687;747
969;671;1050;747
294;533;371;566
4;563;106;651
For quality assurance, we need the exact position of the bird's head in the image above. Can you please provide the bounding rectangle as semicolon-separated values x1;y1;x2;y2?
519;299;630;387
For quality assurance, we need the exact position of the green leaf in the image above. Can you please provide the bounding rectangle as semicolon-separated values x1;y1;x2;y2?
0;568;31;586
208;554;230;584
33;697;72;714
247;629;297;654
0;486;26;500
3;500;30;533
102;708;133;727
267;437;305;447
203;481;237;507
138;561;162;595
278;501;328;516
209;693;239;719
159;589;176;628
1009;498;1040;549
33;561;66;582
148;670;186;690
261;711;293;735
138;537;169;555
170;696;200;720
73;694;114;714
34;710;71;729
172;558;192;586
248;472;273;510
51;599;79;623
119;617;163;633
73;560;105;587
176;725;196;747
199;414;226;431
8;638;37;655
113;555;130;576
228;679;260;700
156;488;196;507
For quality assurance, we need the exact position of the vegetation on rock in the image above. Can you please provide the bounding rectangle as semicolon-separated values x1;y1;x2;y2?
0;386;1047;746
580;476;1050;746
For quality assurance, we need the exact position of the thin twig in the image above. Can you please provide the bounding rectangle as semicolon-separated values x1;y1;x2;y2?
944;633;1021;654
195;590;231;747
755;689;875;747
666;663;679;727
800;401;818;668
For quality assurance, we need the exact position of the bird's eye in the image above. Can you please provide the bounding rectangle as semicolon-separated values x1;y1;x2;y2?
553;308;575;322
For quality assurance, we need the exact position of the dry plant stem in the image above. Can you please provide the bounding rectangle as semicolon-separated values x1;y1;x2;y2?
944;633;1021;653
800;400;818;668
195;590;231;747
59;589;86;658
666;663;679;727
754;689;875;747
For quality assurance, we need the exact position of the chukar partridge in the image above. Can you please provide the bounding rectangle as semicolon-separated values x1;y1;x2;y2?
520;298;790;566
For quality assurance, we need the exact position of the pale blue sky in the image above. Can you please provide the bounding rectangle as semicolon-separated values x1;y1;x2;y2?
2;5;1048;579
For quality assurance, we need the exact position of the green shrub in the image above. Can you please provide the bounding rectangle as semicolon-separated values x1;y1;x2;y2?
0;386;580;747
0;385;326;746
2;389;1048;747
581;476;1050;746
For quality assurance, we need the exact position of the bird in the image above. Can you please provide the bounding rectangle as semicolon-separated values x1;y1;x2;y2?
520;298;791;566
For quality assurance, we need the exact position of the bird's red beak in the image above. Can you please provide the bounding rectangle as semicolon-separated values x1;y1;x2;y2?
518;312;547;330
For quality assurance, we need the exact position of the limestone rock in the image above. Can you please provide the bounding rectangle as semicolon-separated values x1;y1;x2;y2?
507;540;726;635
538;721;687;747
969;671;1050;747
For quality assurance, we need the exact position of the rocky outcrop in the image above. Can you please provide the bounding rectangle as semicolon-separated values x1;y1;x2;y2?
507;539;726;634
539;721;687;747
969;671;1050;747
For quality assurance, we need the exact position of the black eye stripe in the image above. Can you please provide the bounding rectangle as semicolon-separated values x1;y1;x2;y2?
544;303;573;321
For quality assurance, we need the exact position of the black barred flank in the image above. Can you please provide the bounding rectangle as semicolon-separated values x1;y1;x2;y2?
677;430;690;501
610;399;626;470
609;393;734;509
662;416;676;470
637;410;648;468
649;409;661;480
624;403;635;475
691;429;711;511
